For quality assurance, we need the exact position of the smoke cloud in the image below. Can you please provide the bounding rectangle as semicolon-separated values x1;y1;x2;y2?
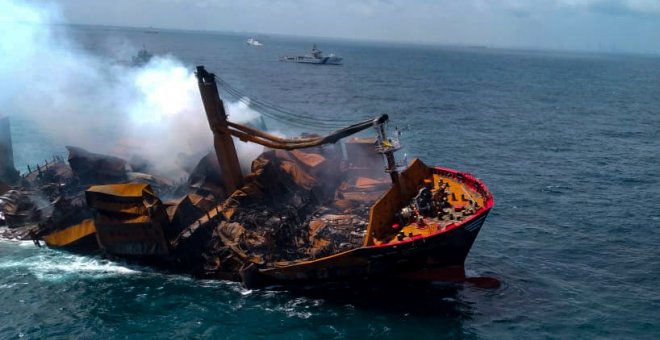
0;0;263;178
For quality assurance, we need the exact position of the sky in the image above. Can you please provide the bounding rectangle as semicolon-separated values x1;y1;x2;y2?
32;0;660;54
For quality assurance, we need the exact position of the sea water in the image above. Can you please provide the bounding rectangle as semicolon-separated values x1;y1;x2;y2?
1;26;659;338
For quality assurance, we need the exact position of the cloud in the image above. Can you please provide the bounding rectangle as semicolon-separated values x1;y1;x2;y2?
557;0;660;15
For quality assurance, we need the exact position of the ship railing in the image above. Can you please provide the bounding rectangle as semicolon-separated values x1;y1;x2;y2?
433;167;494;206
374;139;401;154
21;154;67;178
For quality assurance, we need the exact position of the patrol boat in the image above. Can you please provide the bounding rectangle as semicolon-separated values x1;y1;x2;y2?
280;44;343;65
246;38;263;46
131;45;153;66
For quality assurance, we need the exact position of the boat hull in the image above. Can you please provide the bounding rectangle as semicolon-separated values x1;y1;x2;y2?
281;57;343;65
245;207;490;288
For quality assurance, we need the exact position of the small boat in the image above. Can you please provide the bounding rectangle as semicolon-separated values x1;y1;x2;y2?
246;38;263;46
144;26;159;34
280;44;343;65
131;45;153;66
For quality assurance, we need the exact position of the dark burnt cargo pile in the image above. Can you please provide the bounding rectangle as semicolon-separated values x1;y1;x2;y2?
0;140;388;281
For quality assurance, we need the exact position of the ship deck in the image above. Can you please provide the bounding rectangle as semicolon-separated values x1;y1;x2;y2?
375;172;486;245
269;161;490;267
257;162;493;282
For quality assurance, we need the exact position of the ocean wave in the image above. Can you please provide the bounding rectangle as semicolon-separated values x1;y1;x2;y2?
0;246;142;282
540;185;572;194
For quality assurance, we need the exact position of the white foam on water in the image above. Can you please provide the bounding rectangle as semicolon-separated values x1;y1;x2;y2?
0;244;143;282
261;296;320;319
466;268;480;277
0;238;37;247
0;282;28;289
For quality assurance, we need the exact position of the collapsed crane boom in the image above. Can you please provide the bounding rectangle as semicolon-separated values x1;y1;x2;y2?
195;65;397;195
226;115;388;150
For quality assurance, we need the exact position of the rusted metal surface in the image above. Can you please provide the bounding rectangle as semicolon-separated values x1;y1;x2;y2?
364;158;432;245
194;148;380;274
186;152;226;196
0;189;45;228
164;195;204;239
226;115;389;150
87;184;171;256
195;66;244;196
42;218;98;253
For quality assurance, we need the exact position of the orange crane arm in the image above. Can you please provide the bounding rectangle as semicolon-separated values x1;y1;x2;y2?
226;115;388;150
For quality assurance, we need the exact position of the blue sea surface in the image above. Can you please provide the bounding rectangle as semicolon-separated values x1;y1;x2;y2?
2;26;660;338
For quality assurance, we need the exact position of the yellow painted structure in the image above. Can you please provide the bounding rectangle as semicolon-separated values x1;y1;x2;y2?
364;160;486;246
43;219;96;248
86;183;171;256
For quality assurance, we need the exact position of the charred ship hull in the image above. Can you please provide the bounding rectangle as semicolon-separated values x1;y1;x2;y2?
1;65;493;290
250;210;489;287
248;166;494;287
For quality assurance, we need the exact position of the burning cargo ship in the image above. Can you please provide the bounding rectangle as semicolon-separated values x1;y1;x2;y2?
0;66;493;288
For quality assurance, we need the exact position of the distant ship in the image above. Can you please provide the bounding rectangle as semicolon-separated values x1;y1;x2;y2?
280;44;343;65
144;26;159;34
131;45;153;66
246;38;263;46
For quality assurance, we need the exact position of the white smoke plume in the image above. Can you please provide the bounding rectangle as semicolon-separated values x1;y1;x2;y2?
0;0;263;178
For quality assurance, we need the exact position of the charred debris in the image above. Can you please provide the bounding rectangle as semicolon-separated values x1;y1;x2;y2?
0;67;395;279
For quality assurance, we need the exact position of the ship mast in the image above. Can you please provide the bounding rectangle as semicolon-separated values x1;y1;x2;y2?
195;66;244;195
373;118;401;184
195;65;400;194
